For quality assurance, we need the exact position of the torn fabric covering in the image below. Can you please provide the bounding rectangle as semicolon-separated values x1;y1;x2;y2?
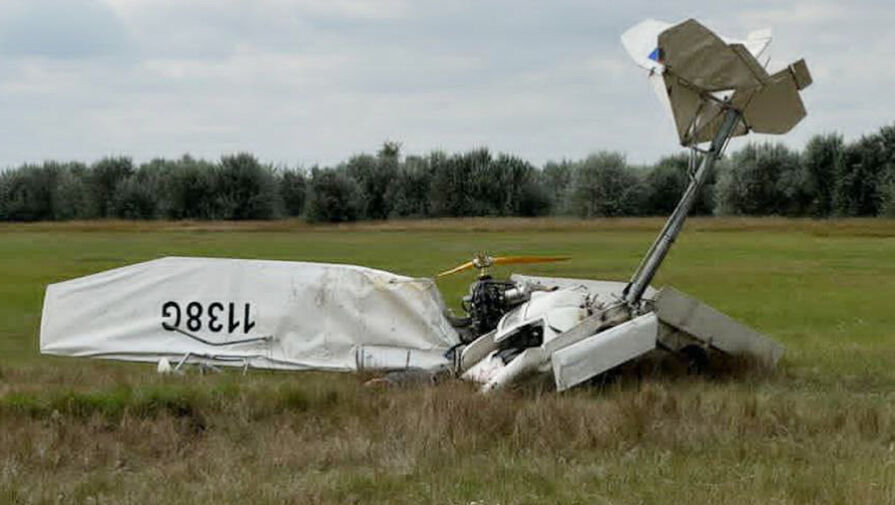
40;257;459;371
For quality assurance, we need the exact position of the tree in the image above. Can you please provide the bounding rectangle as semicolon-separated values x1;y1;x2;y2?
0;162;95;221
542;160;574;215
214;153;280;220
429;149;489;217
90;157;134;217
715;143;803;215
385;155;433;218
875;124;895;217
0;164;56;221
345;142;401;220
112;176;160;219
516;172;552;217
570;152;645;217
880;174;895;217
801;134;844;217
162;156;220;219
280;169;308;217
483;154;549;216
304;168;363;223
833;135;886;216
642;153;715;216
52;162;92;220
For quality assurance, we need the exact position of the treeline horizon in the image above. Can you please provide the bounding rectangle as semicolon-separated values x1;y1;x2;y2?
1;123;893;222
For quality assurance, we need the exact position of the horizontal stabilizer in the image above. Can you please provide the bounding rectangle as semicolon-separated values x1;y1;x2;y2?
735;59;811;135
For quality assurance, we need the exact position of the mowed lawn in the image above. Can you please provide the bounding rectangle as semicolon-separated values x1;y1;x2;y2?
1;218;894;504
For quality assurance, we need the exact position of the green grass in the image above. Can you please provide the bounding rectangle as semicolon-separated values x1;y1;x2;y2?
1;218;894;504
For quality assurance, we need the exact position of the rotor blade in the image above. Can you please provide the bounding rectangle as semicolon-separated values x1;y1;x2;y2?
436;261;475;278
491;256;571;266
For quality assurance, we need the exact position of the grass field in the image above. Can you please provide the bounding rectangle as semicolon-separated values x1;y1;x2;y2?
1;217;894;504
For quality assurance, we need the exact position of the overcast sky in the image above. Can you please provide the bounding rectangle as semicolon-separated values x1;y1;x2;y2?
0;0;891;168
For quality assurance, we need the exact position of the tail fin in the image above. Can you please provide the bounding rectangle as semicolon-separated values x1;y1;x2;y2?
621;18;811;146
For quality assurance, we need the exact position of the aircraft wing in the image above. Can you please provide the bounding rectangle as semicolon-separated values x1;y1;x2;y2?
40;257;459;372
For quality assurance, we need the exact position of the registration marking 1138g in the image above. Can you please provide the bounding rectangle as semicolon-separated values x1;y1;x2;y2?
161;301;256;334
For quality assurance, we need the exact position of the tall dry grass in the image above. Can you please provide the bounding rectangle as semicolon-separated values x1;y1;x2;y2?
1;364;893;504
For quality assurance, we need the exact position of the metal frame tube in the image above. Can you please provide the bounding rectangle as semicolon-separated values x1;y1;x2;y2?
623;108;741;305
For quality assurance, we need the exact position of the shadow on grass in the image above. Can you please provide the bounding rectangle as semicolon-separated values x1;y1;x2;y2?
506;349;780;398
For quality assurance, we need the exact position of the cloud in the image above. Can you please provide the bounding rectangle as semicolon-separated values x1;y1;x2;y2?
0;1;892;168
0;0;129;59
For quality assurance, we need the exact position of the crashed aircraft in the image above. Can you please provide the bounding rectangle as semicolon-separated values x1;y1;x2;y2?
40;18;810;391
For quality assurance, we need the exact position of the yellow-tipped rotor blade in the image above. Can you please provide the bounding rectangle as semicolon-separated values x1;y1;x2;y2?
436;260;476;278
491;255;571;266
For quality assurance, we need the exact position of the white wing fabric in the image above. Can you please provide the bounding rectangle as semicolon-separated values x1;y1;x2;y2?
41;257;459;371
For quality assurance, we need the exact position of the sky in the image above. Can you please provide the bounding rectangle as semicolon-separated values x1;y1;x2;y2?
0;0;892;168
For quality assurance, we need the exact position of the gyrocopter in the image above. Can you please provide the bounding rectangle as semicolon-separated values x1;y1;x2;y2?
40;18;811;392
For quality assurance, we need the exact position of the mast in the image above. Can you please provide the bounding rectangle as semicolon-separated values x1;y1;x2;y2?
623;107;741;305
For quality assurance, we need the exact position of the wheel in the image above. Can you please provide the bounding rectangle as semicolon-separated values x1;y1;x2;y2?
679;345;710;374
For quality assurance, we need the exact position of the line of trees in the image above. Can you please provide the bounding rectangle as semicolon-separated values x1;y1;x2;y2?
1;124;893;222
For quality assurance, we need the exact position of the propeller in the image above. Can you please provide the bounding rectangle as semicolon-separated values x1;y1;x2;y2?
436;253;570;278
